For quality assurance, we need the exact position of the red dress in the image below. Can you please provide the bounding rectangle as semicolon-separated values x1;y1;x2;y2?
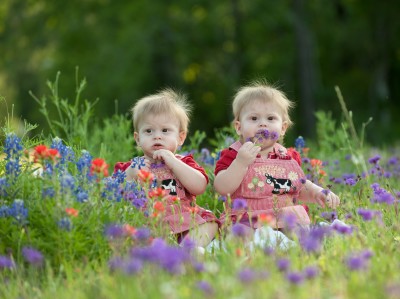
215;142;310;229
114;154;219;235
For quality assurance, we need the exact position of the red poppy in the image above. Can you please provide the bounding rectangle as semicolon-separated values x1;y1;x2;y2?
148;187;168;199
258;213;273;225
310;159;323;167
186;206;199;214
90;158;109;177
123;224;136;236
33;145;60;163
65;207;79;217
137;169;155;184
153;201;165;212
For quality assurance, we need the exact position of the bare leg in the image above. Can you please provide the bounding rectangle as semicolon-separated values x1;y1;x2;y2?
183;222;219;248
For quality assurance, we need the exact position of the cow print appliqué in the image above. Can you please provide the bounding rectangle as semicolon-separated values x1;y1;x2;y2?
265;174;292;194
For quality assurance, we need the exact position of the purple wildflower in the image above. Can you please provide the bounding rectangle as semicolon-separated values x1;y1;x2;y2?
180;238;196;251
299;226;331;253
345;177;357;186
283;213;297;231
22;247;44;266
108;257;124;272
368;155;381;164
286;271;304;285
321;189;330;196
270;131;279;140
321;211;337;222
196;281;214;295
388;156;398;165
333;177;343;184
238;268;256;283
232;198;247;210
331;221;353;235
276;258;291;272
218;195;227;202
123;258;143;275
263;246;275;256
0;255;15;269
231;223;249;238
357;208;380;221
370;184;395;205
192;261;205;273
303;266;319;279
104;224;125;239
345;250;373;271
134;227;151;242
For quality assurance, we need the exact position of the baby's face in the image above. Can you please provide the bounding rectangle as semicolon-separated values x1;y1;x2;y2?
134;113;185;159
235;100;287;149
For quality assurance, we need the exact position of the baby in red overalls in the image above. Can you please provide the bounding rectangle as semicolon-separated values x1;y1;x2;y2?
114;89;219;250
213;81;340;248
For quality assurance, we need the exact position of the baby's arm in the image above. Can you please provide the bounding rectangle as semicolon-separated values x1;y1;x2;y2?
214;141;260;195
298;180;340;209
153;149;207;195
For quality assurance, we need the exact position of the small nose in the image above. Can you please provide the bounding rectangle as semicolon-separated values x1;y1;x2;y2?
153;131;162;139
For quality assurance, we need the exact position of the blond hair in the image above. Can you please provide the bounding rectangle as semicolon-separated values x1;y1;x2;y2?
131;89;191;133
232;81;294;129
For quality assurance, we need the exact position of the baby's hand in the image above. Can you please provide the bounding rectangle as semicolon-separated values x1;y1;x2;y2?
236;141;261;167
325;192;340;209
153;149;176;166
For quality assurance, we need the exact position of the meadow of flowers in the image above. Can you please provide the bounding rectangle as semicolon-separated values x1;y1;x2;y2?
1;81;400;299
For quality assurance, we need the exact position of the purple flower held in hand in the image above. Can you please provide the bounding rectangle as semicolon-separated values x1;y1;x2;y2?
270;131;279;140
22;247;44;266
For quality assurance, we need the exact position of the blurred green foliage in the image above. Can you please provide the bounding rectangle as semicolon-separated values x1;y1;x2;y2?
1;0;399;146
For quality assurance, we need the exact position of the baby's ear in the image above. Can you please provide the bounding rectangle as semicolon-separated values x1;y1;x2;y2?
134;132;140;144
281;121;288;135
234;120;241;135
179;131;187;145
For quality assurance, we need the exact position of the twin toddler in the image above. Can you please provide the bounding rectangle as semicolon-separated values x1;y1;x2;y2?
114;82;341;251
